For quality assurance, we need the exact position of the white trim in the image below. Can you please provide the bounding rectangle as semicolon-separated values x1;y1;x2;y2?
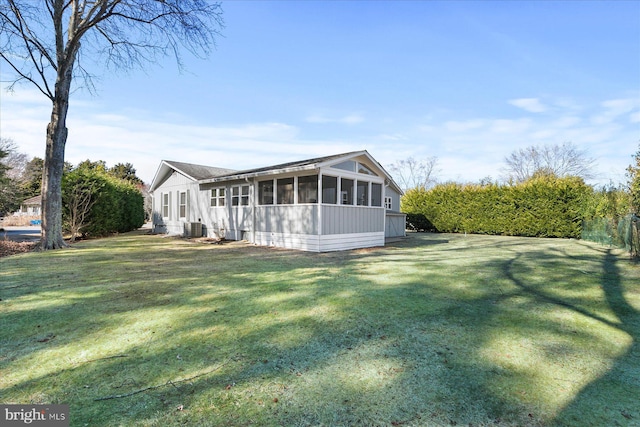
319;232;385;252
254;231;320;252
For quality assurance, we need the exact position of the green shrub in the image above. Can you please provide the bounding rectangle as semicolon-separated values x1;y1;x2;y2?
401;176;591;238
62;168;144;238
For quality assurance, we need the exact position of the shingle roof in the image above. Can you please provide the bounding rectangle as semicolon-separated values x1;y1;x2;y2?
22;195;42;205
213;151;363;178
163;161;237;180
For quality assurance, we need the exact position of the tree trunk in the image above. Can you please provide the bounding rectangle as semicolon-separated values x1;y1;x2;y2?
41;69;74;250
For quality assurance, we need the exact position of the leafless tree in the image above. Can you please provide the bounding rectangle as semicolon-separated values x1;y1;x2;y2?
0;1;224;249
0;138;29;180
64;179;96;241
502;142;597;183
388;156;439;191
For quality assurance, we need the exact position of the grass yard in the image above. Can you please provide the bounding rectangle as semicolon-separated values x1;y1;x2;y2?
1;231;639;426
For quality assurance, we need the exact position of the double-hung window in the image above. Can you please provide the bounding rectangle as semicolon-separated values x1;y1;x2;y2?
162;193;170;218
232;185;250;206
210;188;225;207
179;192;187;218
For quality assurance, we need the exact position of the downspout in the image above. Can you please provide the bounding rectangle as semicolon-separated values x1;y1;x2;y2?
384;179;390;241
246;177;255;244
317;171;322;251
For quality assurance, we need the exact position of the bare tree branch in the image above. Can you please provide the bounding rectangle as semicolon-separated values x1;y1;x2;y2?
388;157;439;191
0;0;224;249
502;142;597;183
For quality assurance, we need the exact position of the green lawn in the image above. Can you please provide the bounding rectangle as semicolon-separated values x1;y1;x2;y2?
1;232;638;426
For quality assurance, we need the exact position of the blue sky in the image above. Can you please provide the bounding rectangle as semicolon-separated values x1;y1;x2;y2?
1;1;639;185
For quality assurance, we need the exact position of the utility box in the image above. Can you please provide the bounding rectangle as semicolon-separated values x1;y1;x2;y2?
186;222;202;237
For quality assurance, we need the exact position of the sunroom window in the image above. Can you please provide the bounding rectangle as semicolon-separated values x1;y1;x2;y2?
341;178;354;205
356;180;369;206
298;175;318;203
277;177;294;204
371;183;382;207
258;180;274;205
322;175;338;204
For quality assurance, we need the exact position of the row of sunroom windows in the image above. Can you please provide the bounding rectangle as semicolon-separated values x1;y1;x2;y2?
209;174;385;207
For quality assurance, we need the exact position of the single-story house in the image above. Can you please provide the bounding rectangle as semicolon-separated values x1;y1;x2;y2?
149;151;406;252
14;195;42;217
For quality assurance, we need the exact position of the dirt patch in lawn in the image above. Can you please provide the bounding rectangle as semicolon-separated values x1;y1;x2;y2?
0;240;38;258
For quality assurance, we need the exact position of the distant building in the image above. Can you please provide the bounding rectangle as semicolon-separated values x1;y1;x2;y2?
15;195;42;217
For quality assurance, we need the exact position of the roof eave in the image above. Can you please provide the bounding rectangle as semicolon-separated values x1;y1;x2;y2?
200;164;320;184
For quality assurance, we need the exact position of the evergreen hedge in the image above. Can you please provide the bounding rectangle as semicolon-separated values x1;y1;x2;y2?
402;176;591;238
62;168;145;237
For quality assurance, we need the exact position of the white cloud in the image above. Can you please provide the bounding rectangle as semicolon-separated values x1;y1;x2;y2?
508;98;547;113
591;97;640;125
1;86;635;187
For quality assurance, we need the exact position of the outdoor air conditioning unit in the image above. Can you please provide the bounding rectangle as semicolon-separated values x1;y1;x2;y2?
187;222;202;237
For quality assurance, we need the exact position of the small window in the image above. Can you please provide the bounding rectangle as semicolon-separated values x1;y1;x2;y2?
232;185;249;206
385;196;393;210
259;180;274;205
232;186;240;206
357;163;378;176
356;180;369;206
179;192;187;218
241;185;249;206
332;160;356;172
210;188;225;207
341;178;354;205
322;175;338;204
371;183;382;207
277;177;294;205
298;175;318;203
162;193;169;218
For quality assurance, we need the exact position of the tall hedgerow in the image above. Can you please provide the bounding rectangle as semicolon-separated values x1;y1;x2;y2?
62;168;144;238
401;175;591;238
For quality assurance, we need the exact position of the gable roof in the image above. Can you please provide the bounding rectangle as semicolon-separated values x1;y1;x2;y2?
22;195;42;205
203;151;363;181
151;151;403;194
149;160;237;191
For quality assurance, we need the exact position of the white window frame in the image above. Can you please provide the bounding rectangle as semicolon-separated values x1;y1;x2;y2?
178;191;187;219
232;185;250;206
384;196;393;210
162;193;170;218
210;188;226;207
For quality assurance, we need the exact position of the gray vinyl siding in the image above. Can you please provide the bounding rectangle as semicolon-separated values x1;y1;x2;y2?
199;181;252;240
152;172;199;235
384;187;402;212
255;205;318;234
385;212;407;238
322;205;384;235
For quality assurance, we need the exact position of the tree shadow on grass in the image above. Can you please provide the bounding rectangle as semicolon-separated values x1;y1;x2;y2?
2;233;638;426
554;250;640;426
